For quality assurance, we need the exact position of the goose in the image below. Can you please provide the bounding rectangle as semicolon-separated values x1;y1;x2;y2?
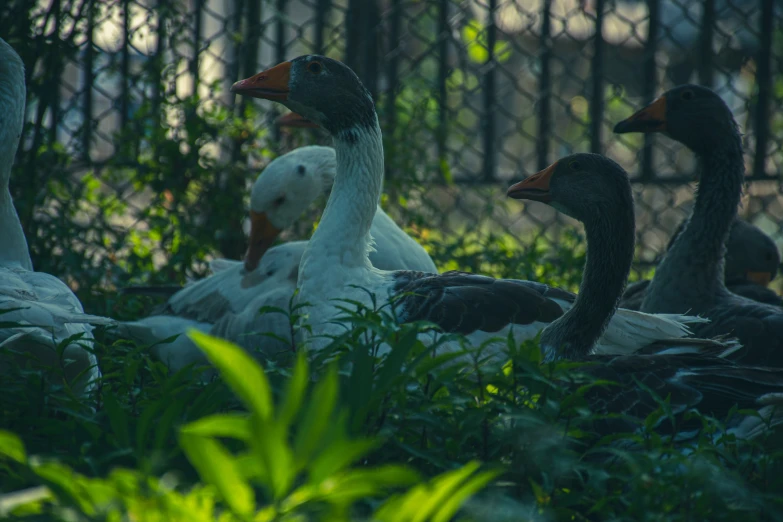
113;245;303;378
502;156;783;441
621;217;782;310
230;56;725;361
114;145;436;372
0;38;111;395
614;84;783;366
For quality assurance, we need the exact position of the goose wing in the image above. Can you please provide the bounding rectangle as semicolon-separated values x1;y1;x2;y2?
392;270;567;334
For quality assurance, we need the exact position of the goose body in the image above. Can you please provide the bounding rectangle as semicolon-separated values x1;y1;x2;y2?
621;217;782;309
0;38;107;395
115;146;436;370
570;351;783;441
614;85;783;366
231;56;722;361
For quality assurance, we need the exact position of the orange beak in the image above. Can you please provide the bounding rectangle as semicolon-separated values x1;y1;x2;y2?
277;112;318;128
507;162;555;203
244;211;282;272
231;61;292;101
613;95;667;134
746;271;772;287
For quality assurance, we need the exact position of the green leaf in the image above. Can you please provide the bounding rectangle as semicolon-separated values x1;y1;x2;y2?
179;432;254;516
102;393;131;449
248;416;295;501
0;430;26;463
375;461;496;522
180;413;251;440
308;437;379;484
278;351;309;431
293;364;340;467
431;469;500;522
188;330;273;420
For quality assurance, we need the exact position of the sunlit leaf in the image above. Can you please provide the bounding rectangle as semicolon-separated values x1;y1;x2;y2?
188;330;273;420
179;432;254;516
0;430;26;464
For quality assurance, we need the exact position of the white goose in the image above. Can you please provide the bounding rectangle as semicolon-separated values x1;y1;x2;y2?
230;56;717;360
0;38;110;395
115;146;436;373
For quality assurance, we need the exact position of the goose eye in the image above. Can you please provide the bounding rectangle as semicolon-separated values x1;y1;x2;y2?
307;61;323;74
296;165;306;176
681;89;694;100
568;160;581;171
273;195;286;207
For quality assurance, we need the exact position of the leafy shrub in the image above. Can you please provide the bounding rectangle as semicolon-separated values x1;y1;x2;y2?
1;300;782;521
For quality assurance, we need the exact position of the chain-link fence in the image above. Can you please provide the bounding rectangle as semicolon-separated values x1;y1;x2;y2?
2;0;782;312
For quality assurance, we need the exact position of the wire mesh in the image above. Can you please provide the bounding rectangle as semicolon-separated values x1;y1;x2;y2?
1;0;781;309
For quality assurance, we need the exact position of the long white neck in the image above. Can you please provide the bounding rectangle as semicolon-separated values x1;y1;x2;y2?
303;120;384;270
0;41;32;271
0;188;32;270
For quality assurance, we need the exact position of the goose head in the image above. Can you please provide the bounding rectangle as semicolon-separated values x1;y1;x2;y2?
613;84;738;155
725;220;780;286
0;38;26;186
507;153;634;227
244;146;337;271
231;55;376;137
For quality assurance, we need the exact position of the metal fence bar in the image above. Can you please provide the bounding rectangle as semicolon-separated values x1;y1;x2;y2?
589;0;605;155
344;0;360;71
48;0;62;145
314;0;331;54
362;0;380;100
241;0;261;114
81;1;94;162
272;0;287;142
151;1;166;133
640;0;660;181
190;0;203;94
698;0;715;87
752;0;774;179
536;0;552;171
275;0;287;64
437;0;449;164
385;0;401;175
120;0;130;131
481;0;497;182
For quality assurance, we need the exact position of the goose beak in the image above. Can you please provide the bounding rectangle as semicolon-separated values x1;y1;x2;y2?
245;211;282;272
746;271;773;286
231;61;291;101
278;112;318;128
507;162;555;203
613;95;667;133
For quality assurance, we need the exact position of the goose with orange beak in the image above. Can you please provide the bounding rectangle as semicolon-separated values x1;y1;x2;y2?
613;84;783;366
230;56;726;361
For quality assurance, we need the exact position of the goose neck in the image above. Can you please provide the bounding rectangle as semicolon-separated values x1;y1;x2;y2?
0;188;33;270
541;212;635;359
303;121;384;269
643;139;744;310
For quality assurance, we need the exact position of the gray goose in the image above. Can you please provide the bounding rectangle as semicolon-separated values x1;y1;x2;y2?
614;84;783;367
509;154;783;439
621;217;782;310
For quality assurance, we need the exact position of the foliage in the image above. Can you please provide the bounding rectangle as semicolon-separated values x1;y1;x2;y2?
2;297;783;521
